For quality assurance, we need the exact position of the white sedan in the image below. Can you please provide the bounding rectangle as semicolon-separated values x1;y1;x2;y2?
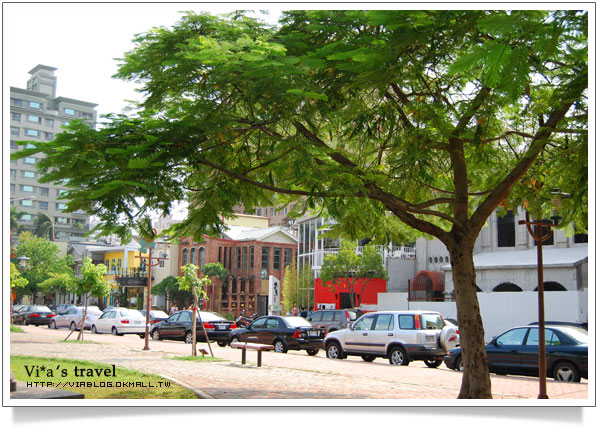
91;308;146;336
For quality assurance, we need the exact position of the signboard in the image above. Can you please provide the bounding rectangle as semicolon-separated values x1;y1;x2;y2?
268;276;281;315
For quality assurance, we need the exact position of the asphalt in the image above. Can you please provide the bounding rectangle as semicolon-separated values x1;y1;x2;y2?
9;326;590;402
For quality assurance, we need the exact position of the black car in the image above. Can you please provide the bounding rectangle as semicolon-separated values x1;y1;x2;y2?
444;325;588;382
13;305;56;326
229;315;325;355
150;310;236;346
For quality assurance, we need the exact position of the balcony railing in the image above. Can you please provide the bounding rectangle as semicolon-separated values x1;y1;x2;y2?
114;268;153;287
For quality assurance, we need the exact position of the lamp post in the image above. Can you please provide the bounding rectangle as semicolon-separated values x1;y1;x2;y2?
518;189;570;399
136;237;168;351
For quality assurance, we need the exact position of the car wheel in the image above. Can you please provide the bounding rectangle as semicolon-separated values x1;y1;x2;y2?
24;320;29;326
184;331;193;344
273;339;287;353
49;320;57;329
455;356;464;372
230;336;240;346
361;355;376;362
70;321;77;331
217;341;228;347
389;346;409;366
326;342;344;360
91;325;97;334
138;334;145;339
424;359;443;368
151;329;161;341
553;361;581;383
111;326;119;336
306;348;319;356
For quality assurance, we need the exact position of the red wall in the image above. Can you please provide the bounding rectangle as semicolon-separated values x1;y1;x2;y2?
314;277;387;310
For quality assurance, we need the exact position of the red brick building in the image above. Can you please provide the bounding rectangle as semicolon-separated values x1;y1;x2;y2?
178;226;297;317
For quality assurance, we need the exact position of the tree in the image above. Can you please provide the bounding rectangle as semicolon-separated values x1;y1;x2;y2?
13;232;75;302
12;10;587;398
320;240;388;308
66;257;111;341
152;275;192;310
281;261;299;314
177;263;212;356
10;262;29;324
33;212;55;241
10;207;27;242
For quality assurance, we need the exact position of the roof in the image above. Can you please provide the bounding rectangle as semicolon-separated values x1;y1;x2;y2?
442;246;588;271
223;225;297;243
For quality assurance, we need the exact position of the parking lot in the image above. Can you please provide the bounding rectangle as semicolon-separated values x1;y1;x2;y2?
9;325;589;401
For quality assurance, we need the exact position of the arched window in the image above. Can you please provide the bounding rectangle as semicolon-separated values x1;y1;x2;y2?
190;248;197;266
199;247;206;268
111;259;116;272
105;259;109;270
117;258;122;273
182;248;189;265
493;283;522;292
534;282;567;292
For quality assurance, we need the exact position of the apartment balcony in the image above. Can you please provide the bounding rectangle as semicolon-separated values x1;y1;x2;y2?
114;268;154;287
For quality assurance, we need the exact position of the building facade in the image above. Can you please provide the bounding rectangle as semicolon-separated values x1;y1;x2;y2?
10;65;97;241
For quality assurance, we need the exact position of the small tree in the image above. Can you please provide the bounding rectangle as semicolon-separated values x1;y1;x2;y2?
200;262;229;311
10;262;28;324
320;240;388;309
66;257;111;341
152;275;192;311
281;261;299;314
177;263;212;357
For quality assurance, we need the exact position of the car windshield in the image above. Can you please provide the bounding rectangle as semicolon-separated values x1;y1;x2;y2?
420;313;444;329
120;310;144;318
282;317;313;327
29;306;51;312
559;327;588;344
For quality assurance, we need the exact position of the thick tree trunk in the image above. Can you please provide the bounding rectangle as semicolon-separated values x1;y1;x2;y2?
450;242;492;399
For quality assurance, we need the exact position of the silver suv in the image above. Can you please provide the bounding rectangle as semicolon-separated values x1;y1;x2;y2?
306;309;362;333
324;310;459;367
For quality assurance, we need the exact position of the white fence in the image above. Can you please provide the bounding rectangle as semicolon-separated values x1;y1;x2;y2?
371;291;588;341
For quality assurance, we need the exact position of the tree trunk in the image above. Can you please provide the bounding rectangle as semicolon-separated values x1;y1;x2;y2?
77;294;88;341
449;242;492;399
191;290;198;356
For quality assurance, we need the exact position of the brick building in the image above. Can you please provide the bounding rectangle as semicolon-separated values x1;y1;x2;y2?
178;226;297;317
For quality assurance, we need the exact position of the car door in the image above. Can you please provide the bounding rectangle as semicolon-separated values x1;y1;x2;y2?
343;314;376;353
369;313;395;355
244;317;267;343
174;311;192;338
56;308;71;328
486;327;528;373
261;317;282;344
520;328;558;376
159;312;181;338
96;311;115;333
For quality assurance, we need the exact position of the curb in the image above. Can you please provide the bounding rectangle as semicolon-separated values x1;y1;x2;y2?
158;373;216;399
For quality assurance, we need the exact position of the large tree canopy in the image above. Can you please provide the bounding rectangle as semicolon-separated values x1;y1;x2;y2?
13;10;587;398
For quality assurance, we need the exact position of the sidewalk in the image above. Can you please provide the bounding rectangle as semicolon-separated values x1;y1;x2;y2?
9;328;589;401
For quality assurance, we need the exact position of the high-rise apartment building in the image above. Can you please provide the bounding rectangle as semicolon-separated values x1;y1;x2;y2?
10;65;98;241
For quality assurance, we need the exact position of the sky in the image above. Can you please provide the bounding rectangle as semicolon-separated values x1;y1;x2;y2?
4;3;281;117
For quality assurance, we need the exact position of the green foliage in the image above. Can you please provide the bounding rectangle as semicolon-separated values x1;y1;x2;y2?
71;257;111;299
281;261;299;313
10;262;29;293
177;264;210;303
33;212;55;241
201;262;229;281
320;240;388;308
152;275;193;307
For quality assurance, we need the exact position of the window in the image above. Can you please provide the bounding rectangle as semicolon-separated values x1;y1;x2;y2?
237;248;241;269
256;208;262;216
21;200;33;207
262;247;270;269
496;328;528;346
39;187;49;196
24;157;36;164
27;115;41;123
354;315;376;331
11;169;17;178
497;210;515;247
56;217;68;224
273;248;281;270
80;112;93;119
218;247;222;263
64;108;75;116
10;184;15;193
21;185;34;193
23;171;35;178
39;202;48;211
182;248;189;265
12;113;21;122
250;246;254;269
105;260;110;270
242;247;248;270
198;247;205;268
117;259;122;272
62;121;70;126
25;129;41;137
574;228;588;244
28;101;41;109
56;203;67;210
20;214;32;221
374;314;394;331
45;118;54;127
190;248;197;265
398;315;415;329
111;259;116;272
11;141;18;150
45;132;53;140
11;98;22;107
525;329;560;346
284;249;293;268
11;127;19;136
57;189;68;197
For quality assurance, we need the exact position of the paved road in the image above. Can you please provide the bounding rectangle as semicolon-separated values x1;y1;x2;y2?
10;325;588;400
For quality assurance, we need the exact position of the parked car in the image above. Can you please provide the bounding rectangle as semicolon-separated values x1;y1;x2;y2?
140;310;169;325
49;306;103;330
229;315;325;355
324;310;459;366
12;304;27;314
528;321;588;331
150;310;236;346
53;304;77;315
443;325;588;382
306;308;363;333
12;305;56;326
91;308;146;336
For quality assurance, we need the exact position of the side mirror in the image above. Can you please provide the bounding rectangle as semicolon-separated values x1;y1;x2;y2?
490;337;498;347
349;322;355;330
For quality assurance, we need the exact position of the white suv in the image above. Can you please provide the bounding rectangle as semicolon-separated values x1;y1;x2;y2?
324;310;459;367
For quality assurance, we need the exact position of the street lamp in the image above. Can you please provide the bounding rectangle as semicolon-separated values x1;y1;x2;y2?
518;189;570;399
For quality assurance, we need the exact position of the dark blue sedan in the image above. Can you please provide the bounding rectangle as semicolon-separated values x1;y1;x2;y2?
444;325;588;382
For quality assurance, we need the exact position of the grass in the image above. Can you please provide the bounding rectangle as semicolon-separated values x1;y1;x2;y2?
11;355;199;399
10;325;24;333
